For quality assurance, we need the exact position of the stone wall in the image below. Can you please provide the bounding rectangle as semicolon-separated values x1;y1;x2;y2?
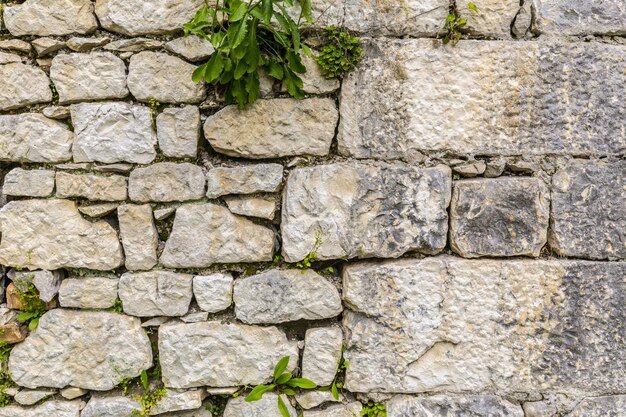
0;1;624;416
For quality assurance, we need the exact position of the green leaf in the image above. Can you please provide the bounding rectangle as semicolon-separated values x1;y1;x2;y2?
28;318;39;331
286;378;317;389
299;0;313;23
261;0;273;23
275;372;292;385
273;356;290;382
468;2;479;13
446;14;456;22
228;19;249;49
286;49;306;73
267;61;284;80
192;63;207;83
245;72;260;103
283;66;304;99
277;396;290;417
331;381;339;400
230;2;248;22
204;53;225;83
234;59;248;80
245;384;275;402
282;388;296;396
141;370;149;392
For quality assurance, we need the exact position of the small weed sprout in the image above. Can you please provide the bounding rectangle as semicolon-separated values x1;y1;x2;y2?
16;284;47;331
0;343;14;407
50;83;59;105
315;26;363;79
148;97;160;129
360;401;387;417
111;298;124;314
442;1;479;45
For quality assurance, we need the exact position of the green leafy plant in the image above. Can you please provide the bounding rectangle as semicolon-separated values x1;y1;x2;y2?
361;401;387;417
442;1;479;45
0;343;14;408
50;83;59;105
111;298;124;314
134;387;166;416
315;26;363;79
148;97;161;128
16;284;47;331
185;0;313;109
245;356;317;417
205;395;229;416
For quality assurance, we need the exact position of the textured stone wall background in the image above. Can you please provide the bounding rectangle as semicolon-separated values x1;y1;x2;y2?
0;0;624;416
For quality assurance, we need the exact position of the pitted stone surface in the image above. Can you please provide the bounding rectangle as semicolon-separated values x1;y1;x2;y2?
150;389;205;415
56;172;128;201
129;162;206;202
234;270;342;324
281;162;451;262
302;327;343;386
2;168;55;197
127;52;206;104
0;401;81;417
160;203;275;268
9;269;62;303
32;38;65;56
386;395;524;417
535;0;626;36
0;51;22;64
159;321;298;388
193;273;234;313
303;403;362;417
339;39;626;159
0;114;73;163
550;160;626;260
225;196;277;220
206;164;284;198
157;106;201;158
71;102;156;164
165;36;215;62
58;277;119;309
118;271;193;317
450;178;550;258
118;204;158;271
50;52;128;104
66;36;111;52
342;258;626;394
3;0;97;36
81;397;141;417
0;63;52;111
224;394;297;417
0;199;123;271
9;310;152;390
104;38;163;52
566;395;626;416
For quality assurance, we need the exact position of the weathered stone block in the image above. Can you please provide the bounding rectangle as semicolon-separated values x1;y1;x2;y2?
206;164;283;198
50;52;128;104
0;401;81;417
0;114;73;163
160;203;275;268
3;0;97;36
281;162;451;262
450;177;549;258
159;321;298;388
118;204;158;271
9;310;152;390
14;389;57;406
0;199;123;271
0;63;52;111
56;172;128;201
535;0;626;36
165;36;215;62
66;36;111;52
342;258;626;394
225;196;277;220
2;168;55;197
157;106;201;159
81;397;141;417
118;271;193;317
32;38;65;56
204;99;337;159
193;273;233;313
71;102;156;164
8;269;62;303
339;39;626;159
387;395;523;417
550;160;625;260
302;327;343;386
150;388;206;415
58;277;119;309
302;403;362;417
567;395;626;417
129;162;205;202
224;394;297;417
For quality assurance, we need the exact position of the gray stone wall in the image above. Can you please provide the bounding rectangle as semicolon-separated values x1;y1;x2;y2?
0;0;624;416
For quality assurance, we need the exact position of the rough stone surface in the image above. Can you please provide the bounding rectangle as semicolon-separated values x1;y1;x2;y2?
157;106;201;159
14;389;57;405
0;51;21;64
56;172;128;201
342;258;626;394
535;0;626;36
71;102;156;164
81;397;141;417
204;99;337;159
0;39;31;53
66;36;111;52
161;203;276;268
282;162;451;262
32;38;65;56
550;160;626;260
566;395;626;416
118;204;158;271
42;106;71;119
339;39;626;159
2;168;55;197
60;387;87;400
386;395;524;417
9;310;152;390
119;271;192;317
78;202;119;218
129;163;206;202
193;273;234;313
58;277;119;309
127;52;205;103
3;0;97;36
0;401;81;417
51;52;128;104
95;0;204;36
0;114;73;163
103;38;164;52
296;390;341;410
165;36;215;62
450;178;550;258
302;327;343;386
150;388;205;415
159;321;298;388
0;199;123;271
224;394;297;417
225;196;277;220
206;164;284;198
0;63;52;111
299;54;341;94
9;269;63;303
303;403;362;417
234;270;342;324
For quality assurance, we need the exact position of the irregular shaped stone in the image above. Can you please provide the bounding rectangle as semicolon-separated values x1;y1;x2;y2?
95;0;204;36
56;172;128;201
303;403;362;417
103;38;164;52
523;400;558;417
58;277;119;309
78;203;119;218
282;162;451;262
32;38;65;56
550;160;626;260
206;164;283;198
127;52;205;103
225;196;276;220
0;51;21;64
0;401;81;417
0;199;123;271
51;52;129;104
159;321;298;388
60;387;87;400
71;102;157;164
342;258;626;394
14;389;56;405
298;54;340;94
9;310;152;390
224;394;297;417
150;389;205;415
42;106;71;119
2;168;55;197
8;269;62;302
296;390;341;410
66;36;111;52
0;63;52;111
566;395;626;416
387;395;523;417
118;271;193;317
339;39;626;159
204;99;337;159
118;204;158;271
0;39;31;53
0;322;27;344
0;114;73;162
535;0;626;36
161;204;276;268
3;0;97;36
234;270;342;324
193;273;234;313
154;207;177;221
180;311;209;323
129;163;206;202
157;106;201;158
165;36;215;62
94;163;134;173
302;327;343;386
450;178;550;258
452;161;486;177
81;397;141;417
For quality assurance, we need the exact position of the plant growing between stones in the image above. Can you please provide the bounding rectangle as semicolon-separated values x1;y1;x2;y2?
318;343;348;400
16;284;47;331
0;343;14;408
111;298;124;314
360;401;387;417
442;1;479;45
50;82;59;105
148;97;161;129
315;26;363;79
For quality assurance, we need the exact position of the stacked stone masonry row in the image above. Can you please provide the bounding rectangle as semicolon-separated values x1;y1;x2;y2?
0;0;624;416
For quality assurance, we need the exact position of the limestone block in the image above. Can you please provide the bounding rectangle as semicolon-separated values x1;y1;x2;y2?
118;271;193;317
3;0;97;36
129;163;206;202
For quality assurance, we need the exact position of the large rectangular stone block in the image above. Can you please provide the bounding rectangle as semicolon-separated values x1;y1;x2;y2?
342;257;626;394
339;39;626;159
535;0;626;36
